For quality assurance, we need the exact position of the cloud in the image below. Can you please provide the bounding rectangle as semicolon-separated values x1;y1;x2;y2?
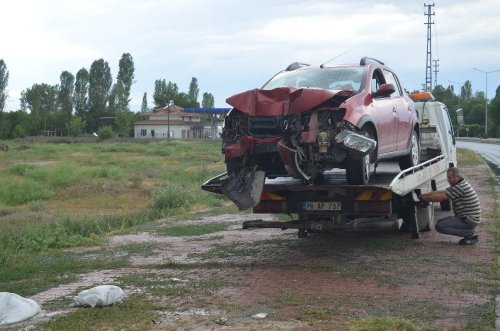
1;0;500;111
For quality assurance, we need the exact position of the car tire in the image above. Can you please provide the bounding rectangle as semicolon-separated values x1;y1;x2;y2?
346;154;370;185
398;130;420;170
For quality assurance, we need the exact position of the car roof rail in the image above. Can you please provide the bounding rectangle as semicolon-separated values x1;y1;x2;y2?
285;62;310;71
360;56;385;66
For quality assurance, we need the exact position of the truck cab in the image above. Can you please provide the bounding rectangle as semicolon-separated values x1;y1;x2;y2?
411;92;457;196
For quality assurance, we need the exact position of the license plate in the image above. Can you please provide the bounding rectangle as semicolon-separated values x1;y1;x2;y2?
303;201;341;211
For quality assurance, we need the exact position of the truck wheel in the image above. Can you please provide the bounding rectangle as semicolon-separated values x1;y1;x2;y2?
399;130;420;170
346;154;370;185
417;202;435;231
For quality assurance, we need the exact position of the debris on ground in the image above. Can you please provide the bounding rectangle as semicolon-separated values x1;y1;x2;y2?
74;285;124;308
0;292;41;325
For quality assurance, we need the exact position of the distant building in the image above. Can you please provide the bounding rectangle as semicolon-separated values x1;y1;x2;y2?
133;103;229;139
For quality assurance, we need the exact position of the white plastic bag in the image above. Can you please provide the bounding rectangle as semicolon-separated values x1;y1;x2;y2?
75;285;124;308
0;292;41;325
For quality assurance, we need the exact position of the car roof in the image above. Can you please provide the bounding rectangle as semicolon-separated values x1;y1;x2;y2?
285;57;391;72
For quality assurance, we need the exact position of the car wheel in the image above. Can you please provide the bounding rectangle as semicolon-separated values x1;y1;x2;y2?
398;130;420;170
346;154;370;185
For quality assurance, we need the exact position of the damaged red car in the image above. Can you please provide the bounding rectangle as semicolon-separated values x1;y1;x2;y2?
221;57;419;185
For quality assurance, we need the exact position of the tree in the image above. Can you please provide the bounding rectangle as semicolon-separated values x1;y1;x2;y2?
153;79;179;107
22;83;58;135
0;59;8;112
74;68;89;120
108;82;127;114
59;71;75;124
141;92;148;112
88;59;112;132
462;80;472;101
488;85;500;137
188;77;199;104
117;53;135;101
0;110;29;138
65;117;87;136
172;91;198;108
116;111;132;137
202;92;214;108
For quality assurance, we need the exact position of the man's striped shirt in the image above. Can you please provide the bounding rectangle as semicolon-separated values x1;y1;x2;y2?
446;178;481;224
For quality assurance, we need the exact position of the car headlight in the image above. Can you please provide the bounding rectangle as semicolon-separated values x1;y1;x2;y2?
334;130;377;156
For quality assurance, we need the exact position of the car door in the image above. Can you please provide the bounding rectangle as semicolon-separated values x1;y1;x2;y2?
383;69;412;151
369;69;399;154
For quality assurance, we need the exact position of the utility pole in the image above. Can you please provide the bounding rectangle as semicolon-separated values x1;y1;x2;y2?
433;59;439;88
424;3;435;92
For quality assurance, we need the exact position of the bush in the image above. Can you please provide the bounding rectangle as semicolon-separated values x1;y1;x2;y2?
97;126;116;140
12;124;26;138
0;178;53;205
152;183;194;211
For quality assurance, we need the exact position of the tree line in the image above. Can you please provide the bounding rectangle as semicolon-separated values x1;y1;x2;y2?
431;80;500;138
1;54;500;139
0;54;215;139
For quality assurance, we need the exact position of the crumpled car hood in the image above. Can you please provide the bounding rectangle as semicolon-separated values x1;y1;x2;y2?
226;87;353;116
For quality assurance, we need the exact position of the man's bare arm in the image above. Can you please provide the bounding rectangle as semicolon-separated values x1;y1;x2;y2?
418;190;448;203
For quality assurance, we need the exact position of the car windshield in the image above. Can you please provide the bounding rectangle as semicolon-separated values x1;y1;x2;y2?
262;66;365;92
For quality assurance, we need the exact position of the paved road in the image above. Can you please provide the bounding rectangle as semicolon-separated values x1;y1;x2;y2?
457;140;500;167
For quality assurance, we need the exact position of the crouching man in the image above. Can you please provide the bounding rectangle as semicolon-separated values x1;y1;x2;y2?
418;167;481;245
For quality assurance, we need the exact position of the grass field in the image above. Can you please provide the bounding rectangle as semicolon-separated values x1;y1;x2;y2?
0;139;231;268
0;141;497;330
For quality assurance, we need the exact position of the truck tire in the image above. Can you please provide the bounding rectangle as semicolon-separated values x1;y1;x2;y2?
346;154;370;185
399;130;420;170
417;202;435;231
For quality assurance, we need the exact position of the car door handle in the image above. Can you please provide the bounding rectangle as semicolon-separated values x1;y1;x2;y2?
392;107;397;113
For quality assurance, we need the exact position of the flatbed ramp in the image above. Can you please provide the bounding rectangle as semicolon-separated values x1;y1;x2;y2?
203;155;447;197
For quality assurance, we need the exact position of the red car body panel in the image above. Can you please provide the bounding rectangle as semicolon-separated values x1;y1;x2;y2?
226;87;354;116
224;136;281;160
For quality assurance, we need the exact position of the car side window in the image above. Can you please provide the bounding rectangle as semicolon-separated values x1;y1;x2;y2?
383;69;402;97
371;69;385;94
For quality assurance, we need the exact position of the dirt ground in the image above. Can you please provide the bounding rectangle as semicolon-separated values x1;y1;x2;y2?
12;163;498;330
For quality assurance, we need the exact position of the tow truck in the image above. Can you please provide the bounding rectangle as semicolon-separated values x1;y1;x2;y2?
202;92;457;239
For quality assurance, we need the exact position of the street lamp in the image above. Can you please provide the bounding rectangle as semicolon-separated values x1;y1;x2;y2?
164;100;174;139
472;67;500;136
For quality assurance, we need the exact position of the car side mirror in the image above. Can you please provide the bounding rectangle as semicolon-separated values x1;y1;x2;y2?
373;83;395;98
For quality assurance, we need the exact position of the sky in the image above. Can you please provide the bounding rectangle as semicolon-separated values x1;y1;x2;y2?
1;0;500;112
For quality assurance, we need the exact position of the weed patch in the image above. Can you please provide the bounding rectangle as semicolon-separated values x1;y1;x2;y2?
38;294;156;330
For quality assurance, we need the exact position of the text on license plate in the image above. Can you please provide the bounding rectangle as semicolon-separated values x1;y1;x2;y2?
303;201;341;211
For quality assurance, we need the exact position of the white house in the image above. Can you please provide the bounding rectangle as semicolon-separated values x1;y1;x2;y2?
134;103;211;139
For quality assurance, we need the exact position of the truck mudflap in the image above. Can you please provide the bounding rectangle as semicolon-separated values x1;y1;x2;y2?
202;167;266;211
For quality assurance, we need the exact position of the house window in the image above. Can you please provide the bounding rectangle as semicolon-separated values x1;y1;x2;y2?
141;129;147;137
151;129;155;138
